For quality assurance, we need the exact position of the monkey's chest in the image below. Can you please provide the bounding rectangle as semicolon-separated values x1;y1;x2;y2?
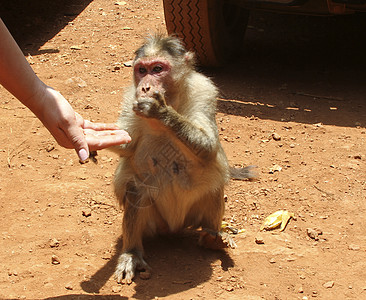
132;136;194;192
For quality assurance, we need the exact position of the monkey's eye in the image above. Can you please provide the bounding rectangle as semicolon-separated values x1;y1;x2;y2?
152;65;163;73
138;67;147;74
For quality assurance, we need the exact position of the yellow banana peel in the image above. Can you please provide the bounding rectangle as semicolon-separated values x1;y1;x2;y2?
260;210;294;231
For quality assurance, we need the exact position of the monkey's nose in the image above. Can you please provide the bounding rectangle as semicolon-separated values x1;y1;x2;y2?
141;86;151;93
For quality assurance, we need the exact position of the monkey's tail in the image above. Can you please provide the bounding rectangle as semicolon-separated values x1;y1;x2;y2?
230;165;258;180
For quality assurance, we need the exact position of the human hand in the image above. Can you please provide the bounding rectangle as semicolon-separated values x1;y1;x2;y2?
33;85;131;162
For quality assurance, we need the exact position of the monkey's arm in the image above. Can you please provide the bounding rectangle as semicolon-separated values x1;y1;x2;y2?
108;144;134;157
133;92;218;160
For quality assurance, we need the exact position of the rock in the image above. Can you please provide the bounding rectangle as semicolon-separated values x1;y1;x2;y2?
112;285;122;293
269;258;276;264
46;145;55;152
323;281;334;288
123;60;133;67
49;238;60;248
269;164;282;174
255;235;265;244
51;255;60;265
296;284;304;293
82;208;92;217
70;45;82;50
65;283;73;290
306;228;319;241
272;133;281;141
65;76;87;88
348;244;360;251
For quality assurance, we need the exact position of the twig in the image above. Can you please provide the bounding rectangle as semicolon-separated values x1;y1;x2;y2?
313;185;335;198
292;92;345;102
7;139;29;168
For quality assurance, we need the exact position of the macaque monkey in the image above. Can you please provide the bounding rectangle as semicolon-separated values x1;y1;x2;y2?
112;35;255;284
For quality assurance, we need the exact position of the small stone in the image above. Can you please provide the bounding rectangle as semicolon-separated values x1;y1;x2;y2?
65;283;73;290
49;238;60;248
255;235;265;244
123;60;133;67
51;255;60;265
112;285;122;293
272;133;281;141
70;45;82;50
297;284;304;293
82;208;92;217
348;244;360;251
46;145;55;152
269;258;276;264
323;281;334;288
105;172;113;178
306;228;319;240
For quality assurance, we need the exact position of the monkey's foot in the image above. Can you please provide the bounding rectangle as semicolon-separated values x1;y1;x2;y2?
114;251;151;284
199;229;237;250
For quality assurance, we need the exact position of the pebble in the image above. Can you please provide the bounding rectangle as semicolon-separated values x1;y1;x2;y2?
306;228;320;241
296;284;304;293
82;208;92;217
65;283;73;290
269;258;276;264
323;281;334;288
272;133;281;141
46;145;55;152
49;238;60;248
51;255;60;265
348;244;360;251
112;285;122;293
123;60;133;67
255;235;265;244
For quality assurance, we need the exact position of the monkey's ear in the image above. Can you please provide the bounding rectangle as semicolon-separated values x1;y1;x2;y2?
184;51;195;66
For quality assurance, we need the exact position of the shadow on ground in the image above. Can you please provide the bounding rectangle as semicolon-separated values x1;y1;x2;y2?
80;233;233;299
210;12;366;128
0;0;92;55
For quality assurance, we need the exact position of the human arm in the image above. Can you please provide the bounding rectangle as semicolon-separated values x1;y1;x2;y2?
0;19;130;161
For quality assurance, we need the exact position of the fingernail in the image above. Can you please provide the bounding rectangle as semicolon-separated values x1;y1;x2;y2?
78;148;89;162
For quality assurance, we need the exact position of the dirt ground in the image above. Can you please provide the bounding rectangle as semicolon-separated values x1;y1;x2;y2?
0;1;365;299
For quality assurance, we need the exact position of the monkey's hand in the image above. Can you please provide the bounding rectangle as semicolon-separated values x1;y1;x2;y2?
114;251;151;284
133;91;167;119
199;229;237;250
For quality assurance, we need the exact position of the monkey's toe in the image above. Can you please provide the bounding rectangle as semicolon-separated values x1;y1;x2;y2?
199;229;237;250
114;251;151;284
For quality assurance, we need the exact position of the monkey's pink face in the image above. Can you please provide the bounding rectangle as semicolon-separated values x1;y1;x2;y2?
134;57;172;99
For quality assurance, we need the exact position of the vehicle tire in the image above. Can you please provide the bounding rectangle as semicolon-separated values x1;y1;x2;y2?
163;0;250;66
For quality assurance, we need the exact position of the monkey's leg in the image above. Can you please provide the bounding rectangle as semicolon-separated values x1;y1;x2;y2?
115;191;152;284
196;189;237;249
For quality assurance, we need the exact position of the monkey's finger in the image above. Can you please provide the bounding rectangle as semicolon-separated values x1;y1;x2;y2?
152;91;166;106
